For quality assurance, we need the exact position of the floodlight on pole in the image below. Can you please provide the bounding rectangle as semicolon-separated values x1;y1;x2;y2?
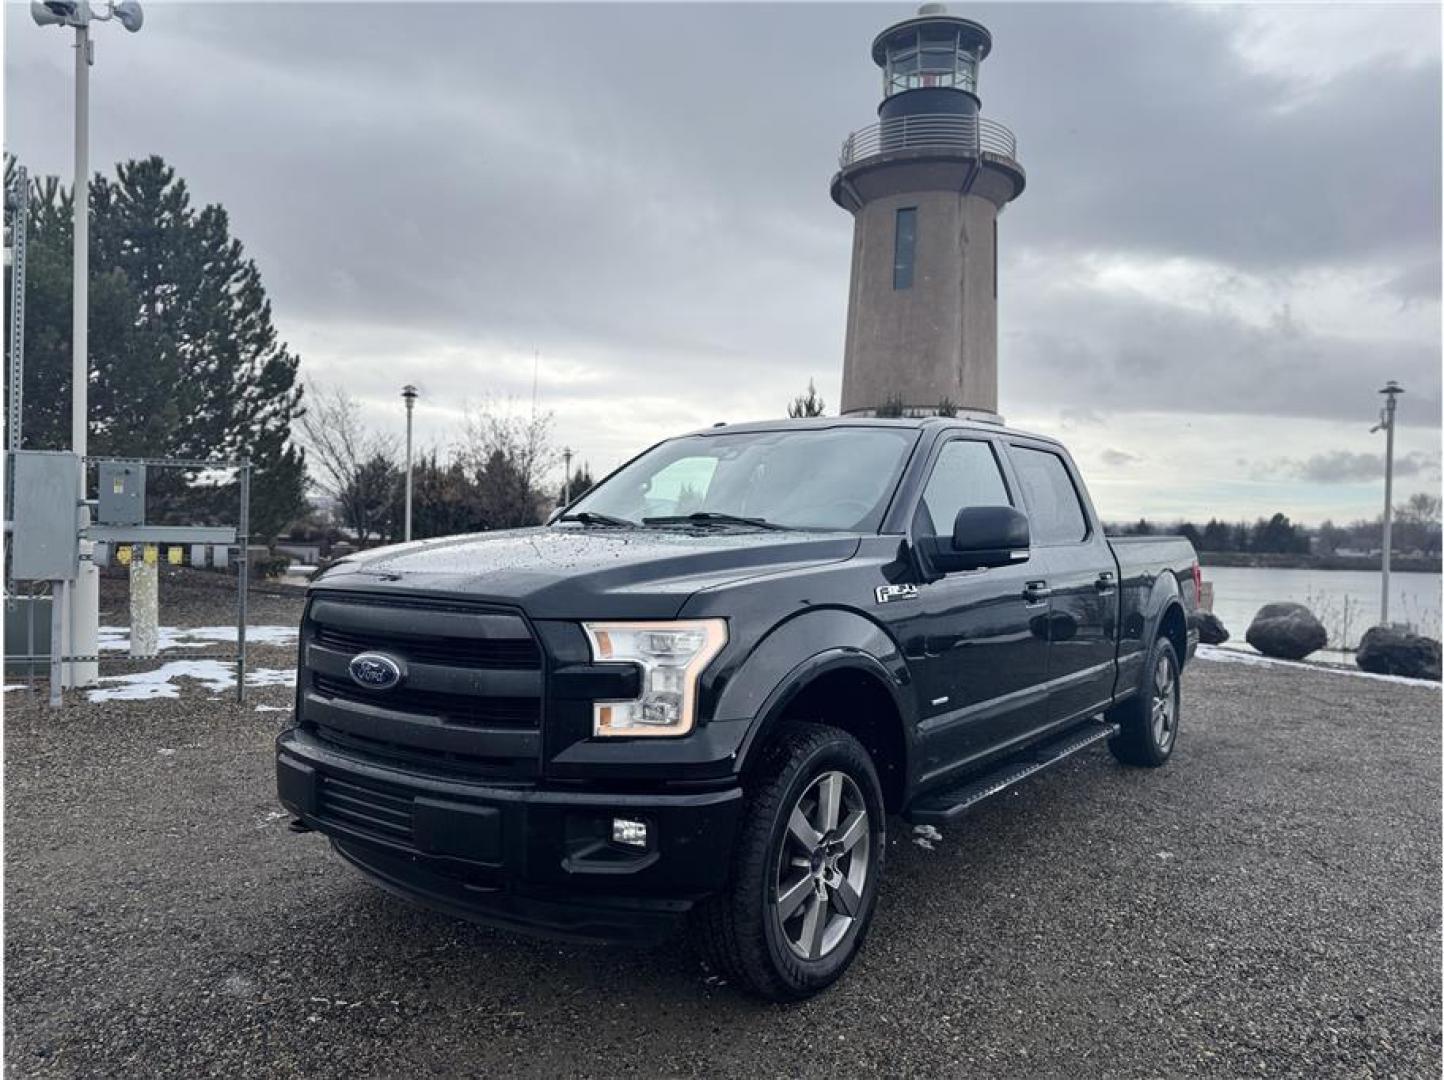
562;446;573;506
402;385;418;542
31;0;144;689
1371;380;1404;625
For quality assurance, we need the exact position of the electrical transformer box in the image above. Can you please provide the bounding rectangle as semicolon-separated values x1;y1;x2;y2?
98;462;145;526
9;451;81;581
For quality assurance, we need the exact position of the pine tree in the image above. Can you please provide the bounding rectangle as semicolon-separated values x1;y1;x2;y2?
787;379;826;418
558;465;595;506
3;155;306;540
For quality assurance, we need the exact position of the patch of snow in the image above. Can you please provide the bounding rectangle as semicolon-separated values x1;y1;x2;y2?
158;748;177;756
912;824;943;842
98;624;298;653
1197;644;1440;688
87;662;297;703
254;704;287;713
247;668;297;688
3;684;29;693
912;837;935;851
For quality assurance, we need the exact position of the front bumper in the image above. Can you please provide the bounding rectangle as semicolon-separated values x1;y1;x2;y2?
275;729;743;945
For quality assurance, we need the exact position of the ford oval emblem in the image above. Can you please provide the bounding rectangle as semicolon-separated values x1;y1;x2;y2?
348;652;403;691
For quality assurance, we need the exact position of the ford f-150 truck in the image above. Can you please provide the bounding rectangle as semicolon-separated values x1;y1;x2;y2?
276;418;1199;1000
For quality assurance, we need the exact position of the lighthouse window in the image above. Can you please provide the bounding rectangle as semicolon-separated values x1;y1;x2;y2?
919;29;957;75
893;207;918;290
884;27;980;95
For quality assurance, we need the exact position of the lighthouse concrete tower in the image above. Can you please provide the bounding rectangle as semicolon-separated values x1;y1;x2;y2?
832;4;1025;417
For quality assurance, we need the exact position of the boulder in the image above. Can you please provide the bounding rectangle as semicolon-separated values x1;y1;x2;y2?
1356;626;1442;681
1245;602;1328;660
1197;611;1229;646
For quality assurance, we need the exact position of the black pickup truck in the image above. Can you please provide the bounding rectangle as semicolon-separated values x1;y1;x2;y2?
277;418;1199;999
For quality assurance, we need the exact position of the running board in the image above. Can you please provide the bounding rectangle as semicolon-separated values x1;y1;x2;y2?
904;719;1120;826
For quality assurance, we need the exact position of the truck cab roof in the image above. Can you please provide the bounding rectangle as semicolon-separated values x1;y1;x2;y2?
678;415;1066;450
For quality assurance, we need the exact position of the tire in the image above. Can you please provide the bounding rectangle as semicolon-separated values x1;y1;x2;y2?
1107;636;1180;767
692;721;886;1001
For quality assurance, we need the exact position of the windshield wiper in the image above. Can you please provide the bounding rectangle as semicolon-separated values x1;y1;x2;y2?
558;511;637;528
642;512;788;531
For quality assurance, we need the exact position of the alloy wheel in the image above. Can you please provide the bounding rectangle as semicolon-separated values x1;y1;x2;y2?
1151;651;1177;752
773;770;871;961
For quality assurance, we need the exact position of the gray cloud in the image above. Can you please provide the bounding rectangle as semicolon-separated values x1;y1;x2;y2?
1100;448;1140;467
1259;450;1442;484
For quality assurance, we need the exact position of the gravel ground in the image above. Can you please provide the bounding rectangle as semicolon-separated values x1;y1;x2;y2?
4;593;1440;1077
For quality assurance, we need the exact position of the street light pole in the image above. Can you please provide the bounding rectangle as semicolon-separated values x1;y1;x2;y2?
1372;380;1404;625
69;21;99;688
562;446;573;506
32;0;145;688
402;385;417;542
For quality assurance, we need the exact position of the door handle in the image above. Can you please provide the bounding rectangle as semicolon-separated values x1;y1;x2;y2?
1023;580;1051;603
1095;572;1116;592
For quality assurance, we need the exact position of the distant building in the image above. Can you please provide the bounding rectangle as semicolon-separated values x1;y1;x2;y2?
831;4;1025;418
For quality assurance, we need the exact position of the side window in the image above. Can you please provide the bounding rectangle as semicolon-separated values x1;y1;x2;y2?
915;439;1011;537
1009;446;1088;545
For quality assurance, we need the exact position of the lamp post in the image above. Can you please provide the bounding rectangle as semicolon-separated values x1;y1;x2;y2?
31;0;144;688
562;446;573;506
1371;380;1404;625
401;385;417;542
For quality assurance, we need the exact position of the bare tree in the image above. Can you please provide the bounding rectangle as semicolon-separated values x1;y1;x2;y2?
299;381;399;545
459;397;557;528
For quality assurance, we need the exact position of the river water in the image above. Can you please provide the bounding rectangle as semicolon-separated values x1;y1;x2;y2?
1202;565;1442;661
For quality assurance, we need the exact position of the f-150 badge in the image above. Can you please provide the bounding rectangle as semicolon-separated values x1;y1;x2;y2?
875;584;919;604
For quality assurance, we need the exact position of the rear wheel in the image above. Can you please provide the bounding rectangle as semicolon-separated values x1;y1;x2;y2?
692;722;885;1001
1108;636;1179;767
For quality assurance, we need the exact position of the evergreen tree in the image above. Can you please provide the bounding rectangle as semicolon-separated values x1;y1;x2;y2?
388;452;486;540
787;379;826;418
558;465;595;506
1200;518;1231;552
3;155;306;540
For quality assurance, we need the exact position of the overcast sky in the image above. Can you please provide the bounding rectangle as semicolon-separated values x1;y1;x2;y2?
5;1;1440;524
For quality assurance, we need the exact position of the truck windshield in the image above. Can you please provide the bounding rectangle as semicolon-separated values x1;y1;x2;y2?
565;426;919;532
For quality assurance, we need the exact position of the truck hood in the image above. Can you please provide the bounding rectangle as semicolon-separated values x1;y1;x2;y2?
310;526;861;619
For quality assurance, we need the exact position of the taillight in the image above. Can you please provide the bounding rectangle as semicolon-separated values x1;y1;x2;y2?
1192;562;1203;605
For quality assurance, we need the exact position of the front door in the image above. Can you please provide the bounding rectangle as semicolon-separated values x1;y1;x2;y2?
899;437;1051;785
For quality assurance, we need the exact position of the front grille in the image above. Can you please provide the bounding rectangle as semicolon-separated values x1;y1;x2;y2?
300;591;544;779
312;624;540;670
316;770;414;845
312;674;540;728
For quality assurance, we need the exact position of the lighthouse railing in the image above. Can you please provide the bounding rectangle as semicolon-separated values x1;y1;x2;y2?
838;115;1017;168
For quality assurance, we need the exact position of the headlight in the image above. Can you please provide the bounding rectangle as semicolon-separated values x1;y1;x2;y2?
582;620;728;737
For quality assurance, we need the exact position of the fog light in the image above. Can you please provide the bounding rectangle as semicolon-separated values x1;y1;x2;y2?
611;817;648;848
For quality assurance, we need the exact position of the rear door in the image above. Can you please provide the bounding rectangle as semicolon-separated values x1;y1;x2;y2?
901;435;1051;784
1005;442;1118;726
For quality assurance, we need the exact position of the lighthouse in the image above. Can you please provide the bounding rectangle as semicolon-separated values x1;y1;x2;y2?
831;4;1025;418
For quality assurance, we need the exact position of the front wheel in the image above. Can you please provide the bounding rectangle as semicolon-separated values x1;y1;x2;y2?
692;722;886;1001
1108;637;1180;767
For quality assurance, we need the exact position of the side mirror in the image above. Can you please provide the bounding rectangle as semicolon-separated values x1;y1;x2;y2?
920;505;1030;574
